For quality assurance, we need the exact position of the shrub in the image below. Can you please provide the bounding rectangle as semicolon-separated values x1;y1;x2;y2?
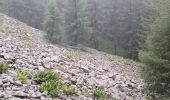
34;71;59;84
92;89;106;100
35;70;76;98
139;1;170;94
16;70;29;84
40;80;62;98
0;63;9;74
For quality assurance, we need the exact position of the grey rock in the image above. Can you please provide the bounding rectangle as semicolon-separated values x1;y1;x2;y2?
0;80;3;86
3;82;11;87
31;92;42;98
0;92;4;98
108;73;116;80
13;81;23;86
51;56;59;62
43;63;51;69
37;66;45;71
12;87;20;91
13;91;29;98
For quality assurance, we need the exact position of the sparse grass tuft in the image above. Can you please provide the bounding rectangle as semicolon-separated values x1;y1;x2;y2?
62;84;76;95
35;70;76;98
0;63;9;74
34;71;59;84
92;89;106;100
4;26;12;36
40;80;62;98
16;70;29;84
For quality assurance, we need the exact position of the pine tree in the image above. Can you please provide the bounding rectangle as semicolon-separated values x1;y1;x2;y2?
43;0;63;43
64;0;89;45
139;0;170;93
86;0;101;49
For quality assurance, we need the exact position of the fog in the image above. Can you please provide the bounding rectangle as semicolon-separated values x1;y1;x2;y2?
0;0;152;60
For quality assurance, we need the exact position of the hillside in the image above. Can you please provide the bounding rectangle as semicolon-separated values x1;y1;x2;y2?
0;13;146;100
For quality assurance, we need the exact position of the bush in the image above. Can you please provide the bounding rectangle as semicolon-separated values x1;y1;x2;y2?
92;89;106;100
16;70;29;84
0;63;9;74
35;70;76;98
40;81;76;98
34;71;59;84
40;80;62;98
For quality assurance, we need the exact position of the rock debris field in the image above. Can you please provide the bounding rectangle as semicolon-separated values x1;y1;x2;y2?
0;13;146;100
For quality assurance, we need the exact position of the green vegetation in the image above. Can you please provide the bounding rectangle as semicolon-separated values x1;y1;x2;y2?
22;39;34;48
139;0;170;94
43;0;63;44
0;0;149;60
2;26;13;36
40;81;76;98
16;70;29;84
0;63;9;74
92;89;106;100
1;0;170;98
34;71;59;84
34;70;76;98
40;80;62;98
62;84;76;95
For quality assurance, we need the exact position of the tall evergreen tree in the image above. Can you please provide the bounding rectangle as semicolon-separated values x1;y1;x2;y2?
43;0;63;43
139;0;170;93
64;0;89;45
86;0;101;49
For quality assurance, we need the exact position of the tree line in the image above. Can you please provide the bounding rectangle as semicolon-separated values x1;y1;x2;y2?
0;0;170;97
0;0;149;60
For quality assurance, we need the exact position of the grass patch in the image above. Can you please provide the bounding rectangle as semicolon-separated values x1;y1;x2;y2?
34;71;59;84
62;84;76;95
0;63;9;74
4;26;13;36
92;89;106;100
34;70;76;98
40;80;62;98
23;39;34;48
64;51;82;62
16;70;29;84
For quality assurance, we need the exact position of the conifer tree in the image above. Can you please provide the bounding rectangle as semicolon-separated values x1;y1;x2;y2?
139;0;170;93
43;0;63;43
65;0;89;45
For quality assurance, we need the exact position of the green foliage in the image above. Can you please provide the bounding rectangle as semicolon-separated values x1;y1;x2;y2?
16;70;29;84
43;0;63;44
34;71;59;84
40;80;62;98
0;63;9;74
92;89;106;100
140;52;170;92
41;81;76;98
62;84;76;95
146;96;154;100
0;0;150;60
139;0;170;94
35;70;76;98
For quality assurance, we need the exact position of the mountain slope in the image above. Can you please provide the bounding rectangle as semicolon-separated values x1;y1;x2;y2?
0;13;146;100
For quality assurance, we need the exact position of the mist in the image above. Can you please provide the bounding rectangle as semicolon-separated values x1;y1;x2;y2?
0;0;151;60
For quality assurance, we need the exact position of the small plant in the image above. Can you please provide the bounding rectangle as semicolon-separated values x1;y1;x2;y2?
16;70;29;84
62;84;76;95
4;26;12;36
0;63;9;74
40;80;62;98
23;39;34;48
35;70;76;98
92;89;106;100
34;71;59;84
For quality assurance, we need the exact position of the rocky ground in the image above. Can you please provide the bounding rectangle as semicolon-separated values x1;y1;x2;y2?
0;13;146;100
